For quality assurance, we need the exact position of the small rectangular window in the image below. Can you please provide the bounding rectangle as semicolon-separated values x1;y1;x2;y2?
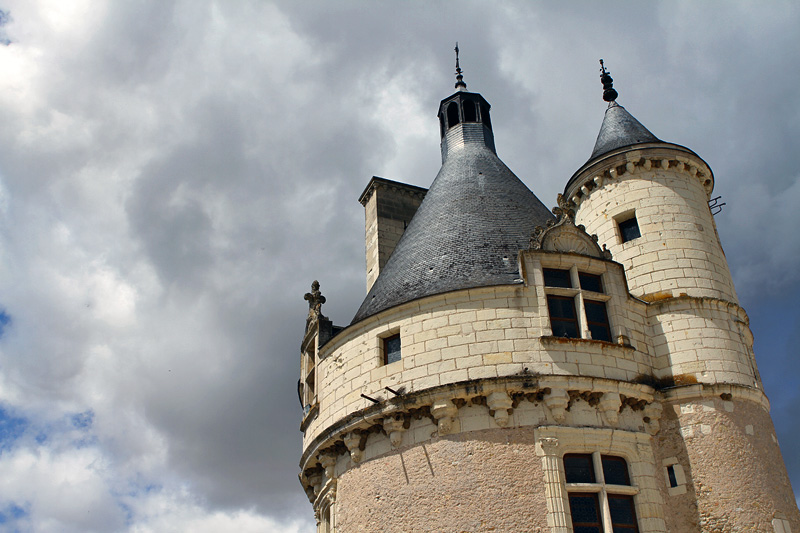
547;296;579;338
543;268;572;288
618;216;641;243
383;334;401;365
666;465;678;488
578;272;603;293
585;300;612;342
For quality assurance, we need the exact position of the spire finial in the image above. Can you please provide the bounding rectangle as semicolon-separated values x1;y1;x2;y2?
599;59;618;103
454;42;467;90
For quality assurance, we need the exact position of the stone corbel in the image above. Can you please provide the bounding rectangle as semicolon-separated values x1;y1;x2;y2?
343;431;363;464
643;402;663;435
431;398;459;435
599;392;622;425
383;416;406;448
544;388;570;422
486;391;513;427
307;471;323;497
319;452;338;483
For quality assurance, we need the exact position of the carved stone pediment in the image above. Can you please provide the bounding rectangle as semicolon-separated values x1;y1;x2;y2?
530;194;612;260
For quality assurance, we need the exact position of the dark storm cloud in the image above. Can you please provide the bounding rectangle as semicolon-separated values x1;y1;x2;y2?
0;1;797;531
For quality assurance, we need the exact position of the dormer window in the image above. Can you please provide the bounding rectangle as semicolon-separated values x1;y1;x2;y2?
543;266;612;342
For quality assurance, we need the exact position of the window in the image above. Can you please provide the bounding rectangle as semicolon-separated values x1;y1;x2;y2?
585;300;611;342
544;268;572;288
463;100;477;122
547;296;579;338
383;333;401;365
617;215;641;243
446;101;460;129
579;272;603;293
543;267;612;342
480;103;491;129
564;453;639;533
662;458;687;495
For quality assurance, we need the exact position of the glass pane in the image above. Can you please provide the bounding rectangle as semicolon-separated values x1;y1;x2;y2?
579;272;603;293
585;301;611;342
619;217;641;242
576;527;603;533
569;494;601;531
385;335;401;365
609;495;638;532
543;268;572;288
548;296;577;319
564;454;595;483
602;456;631;485
552;320;579;338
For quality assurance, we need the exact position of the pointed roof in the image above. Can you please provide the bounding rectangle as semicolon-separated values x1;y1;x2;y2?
352;133;553;324
589;102;660;160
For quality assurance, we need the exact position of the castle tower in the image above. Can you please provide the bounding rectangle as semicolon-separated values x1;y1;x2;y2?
298;54;799;532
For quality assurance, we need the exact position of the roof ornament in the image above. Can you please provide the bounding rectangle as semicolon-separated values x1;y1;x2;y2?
599;59;618;104
529;194;612;260
454;42;467;90
304;280;327;331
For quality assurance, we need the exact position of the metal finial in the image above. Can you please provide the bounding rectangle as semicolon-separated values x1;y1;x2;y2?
599;59;618;103
454;42;467;90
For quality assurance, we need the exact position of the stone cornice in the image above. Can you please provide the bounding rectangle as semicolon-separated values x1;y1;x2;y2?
566;150;714;207
358;176;428;206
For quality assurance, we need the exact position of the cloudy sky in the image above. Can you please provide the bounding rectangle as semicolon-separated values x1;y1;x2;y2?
0;1;798;531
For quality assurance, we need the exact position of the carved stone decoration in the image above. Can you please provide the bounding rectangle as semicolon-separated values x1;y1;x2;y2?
544;388;570;422
343;432;363;464
307;471;323;497
431;398;459;435
304;280;327;331
599;392;622;425
530;194;612;260
539;436;559;455
319;452;338;483
643;402;663;435
383;416;406;448
486;391;513;427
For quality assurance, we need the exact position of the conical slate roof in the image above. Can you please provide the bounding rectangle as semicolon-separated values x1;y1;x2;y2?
351;139;553;324
589;102;660;161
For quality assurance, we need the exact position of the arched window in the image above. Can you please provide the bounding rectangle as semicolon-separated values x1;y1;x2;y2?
439;115;445;137
446;101;460;128
480;103;491;129
463;100;477;122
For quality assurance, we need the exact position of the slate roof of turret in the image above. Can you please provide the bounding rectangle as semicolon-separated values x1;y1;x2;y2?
351;138;553;324
589;102;660;161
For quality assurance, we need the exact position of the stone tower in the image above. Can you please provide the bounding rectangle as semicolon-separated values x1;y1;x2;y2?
297;57;800;532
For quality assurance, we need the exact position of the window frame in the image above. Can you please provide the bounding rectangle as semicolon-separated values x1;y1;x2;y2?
564;452;640;533
616;212;641;243
542;265;613;342
382;332;402;366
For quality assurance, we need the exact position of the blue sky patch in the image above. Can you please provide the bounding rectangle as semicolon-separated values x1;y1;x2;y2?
0;408;27;451
0;310;10;338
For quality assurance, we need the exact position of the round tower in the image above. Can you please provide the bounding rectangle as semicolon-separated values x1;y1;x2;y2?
562;62;799;531
296;55;799;533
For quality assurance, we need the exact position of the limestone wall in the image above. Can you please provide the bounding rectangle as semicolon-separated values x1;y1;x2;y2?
569;150;738;305
655;393;800;531
303;265;653;450
334;428;549;533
